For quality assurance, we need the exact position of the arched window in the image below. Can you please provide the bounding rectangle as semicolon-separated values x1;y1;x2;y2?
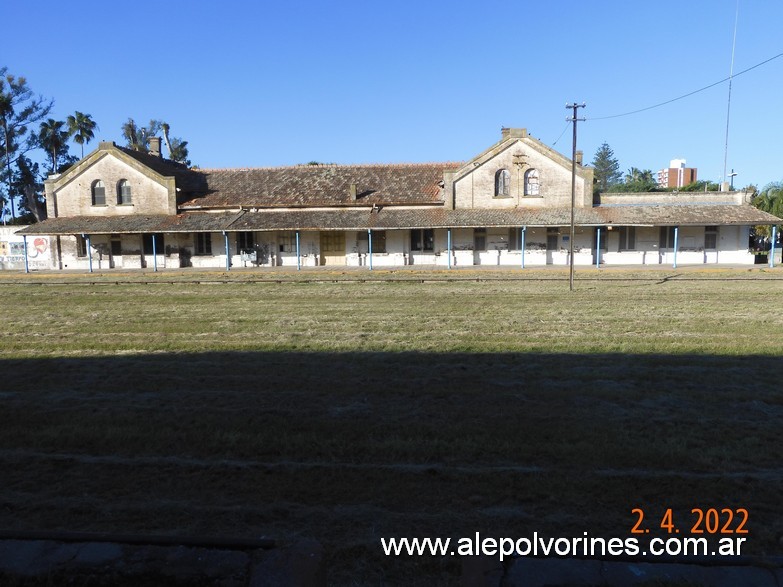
524;169;540;196
91;180;106;205
495;169;511;197
117;179;132;205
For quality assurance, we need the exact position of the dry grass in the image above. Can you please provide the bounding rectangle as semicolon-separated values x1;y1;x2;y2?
1;267;782;585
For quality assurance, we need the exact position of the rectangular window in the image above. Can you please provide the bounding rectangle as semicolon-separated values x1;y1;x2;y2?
76;235;88;257
279;232;296;253
410;229;434;252
195;233;212;255
143;233;165;255
236;231;255;251
371;230;386;253
92;185;106;206
618;227;636;251
659;226;676;249
110;237;122;256
546;227;559;251
474;228;486;252
359;230;386;253
704;226;718;250
508;228;522;251
119;183;132;205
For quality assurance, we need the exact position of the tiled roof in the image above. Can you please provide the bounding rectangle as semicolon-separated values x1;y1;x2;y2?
16;212;244;235
17;204;778;236
230;208;606;230
596;204;780;226
117;146;208;195
180;163;461;209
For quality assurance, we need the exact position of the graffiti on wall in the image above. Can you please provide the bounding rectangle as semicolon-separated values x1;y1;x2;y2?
1;235;52;269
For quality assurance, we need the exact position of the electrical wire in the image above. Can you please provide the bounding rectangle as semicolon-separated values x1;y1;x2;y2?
551;121;570;146
723;0;740;181
588;50;783;121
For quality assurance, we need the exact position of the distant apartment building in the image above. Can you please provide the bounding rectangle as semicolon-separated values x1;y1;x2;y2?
657;159;697;188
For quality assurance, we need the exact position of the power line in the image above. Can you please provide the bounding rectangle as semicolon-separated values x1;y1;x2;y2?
551;121;570;146
588;50;783;121
723;0;740;182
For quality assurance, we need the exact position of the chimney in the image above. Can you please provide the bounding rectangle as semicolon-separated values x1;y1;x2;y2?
501;128;527;140
349;183;357;200
575;150;583;165
148;137;162;158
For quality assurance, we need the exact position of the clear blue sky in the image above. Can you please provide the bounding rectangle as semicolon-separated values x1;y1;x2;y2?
5;0;782;189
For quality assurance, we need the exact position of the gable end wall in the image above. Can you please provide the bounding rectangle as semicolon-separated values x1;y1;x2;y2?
51;154;172;217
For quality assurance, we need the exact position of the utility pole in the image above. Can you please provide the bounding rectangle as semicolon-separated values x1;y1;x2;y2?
566;102;586;291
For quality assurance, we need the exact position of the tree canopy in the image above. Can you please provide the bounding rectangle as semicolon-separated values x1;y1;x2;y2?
609;167;659;192
38;118;70;173
590;142;621;193
67;111;98;158
752;181;783;238
0;67;102;222
0;67;53;221
122;118;190;165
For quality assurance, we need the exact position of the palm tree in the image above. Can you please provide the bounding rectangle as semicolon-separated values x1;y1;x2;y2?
624;167;642;184
38;118;69;173
752;182;783;238
121;117;140;150
66;111;98;158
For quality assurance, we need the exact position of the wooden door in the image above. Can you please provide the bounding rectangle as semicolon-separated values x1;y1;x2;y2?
319;232;346;266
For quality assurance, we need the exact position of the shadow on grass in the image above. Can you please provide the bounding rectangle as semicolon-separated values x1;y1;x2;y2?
1;351;781;581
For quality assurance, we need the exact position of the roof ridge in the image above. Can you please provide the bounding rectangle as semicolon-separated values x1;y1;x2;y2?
195;161;464;173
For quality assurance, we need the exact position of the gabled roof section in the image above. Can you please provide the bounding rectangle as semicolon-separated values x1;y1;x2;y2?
44;141;207;198
115;145;208;195
180;163;461;210
453;128;591;181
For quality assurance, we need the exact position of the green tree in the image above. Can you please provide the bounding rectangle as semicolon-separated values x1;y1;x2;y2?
161;122;190;165
0;66;53;220
12;155;45;221
38;118;70;173
609;167;659;193
678;180;721;192
121;118;162;152
67;111;98;157
591;142;621;193
752;181;783;239
122;118;191;165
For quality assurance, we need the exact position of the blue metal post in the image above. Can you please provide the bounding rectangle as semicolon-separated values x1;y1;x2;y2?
672;226;679;269
22;235;29;273
447;228;452;269
296;230;301;271
521;227;526;269
770;225;778;268
152;234;158;272
85;234;93;273
223;232;230;271
595;227;601;268
368;229;373;270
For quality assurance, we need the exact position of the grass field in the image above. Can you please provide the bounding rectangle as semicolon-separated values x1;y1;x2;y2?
1;267;782;585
